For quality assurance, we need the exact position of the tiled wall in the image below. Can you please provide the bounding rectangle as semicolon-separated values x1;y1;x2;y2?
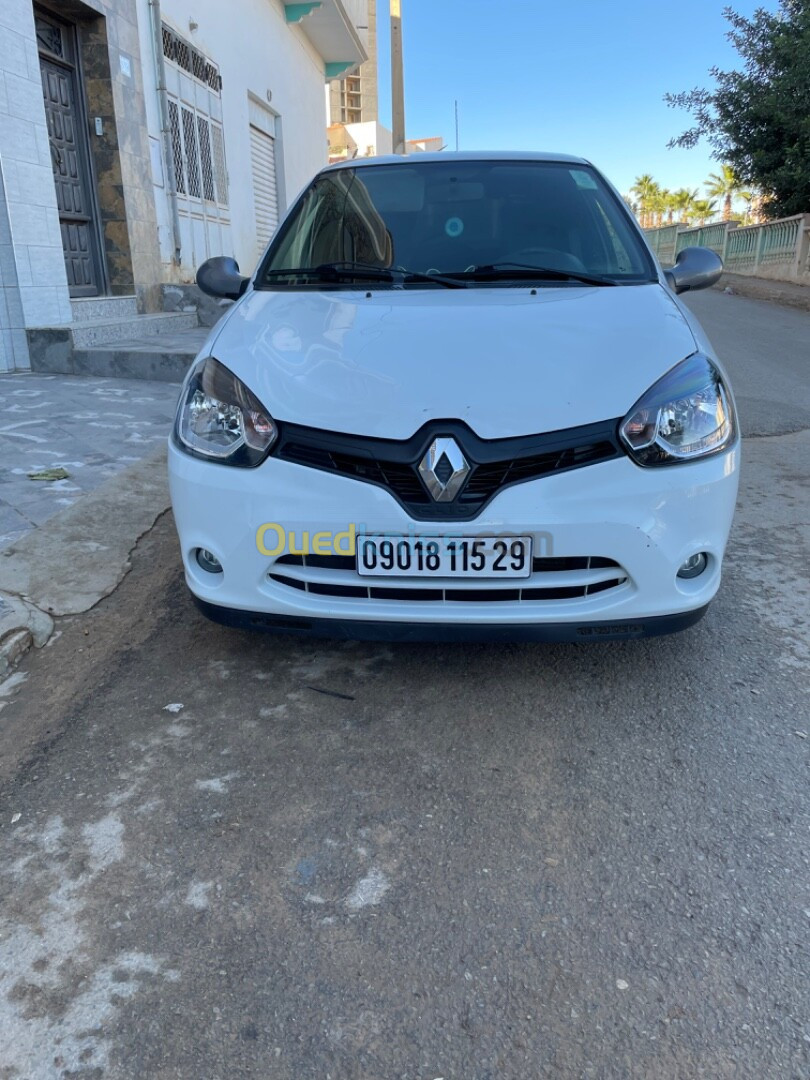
67;0;162;309
110;2;162;304
0;0;72;371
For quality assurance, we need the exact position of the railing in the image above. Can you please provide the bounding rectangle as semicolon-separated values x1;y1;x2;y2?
675;222;732;258
644;214;810;284
644;223;680;266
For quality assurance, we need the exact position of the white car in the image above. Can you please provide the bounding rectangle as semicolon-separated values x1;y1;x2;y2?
169;152;739;641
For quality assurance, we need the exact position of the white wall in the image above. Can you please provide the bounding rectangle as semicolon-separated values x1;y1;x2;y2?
137;0;333;281
345;121;392;157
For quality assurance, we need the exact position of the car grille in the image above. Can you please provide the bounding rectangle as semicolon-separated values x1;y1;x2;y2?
274;418;624;521
270;553;629;604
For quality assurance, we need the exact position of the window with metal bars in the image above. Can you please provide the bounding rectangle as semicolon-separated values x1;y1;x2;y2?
168;100;185;195
161;24;222;92
197;117;215;201
181;107;201;198
210;125;228;206
35;14;64;58
167;97;229;207
161;24;228;209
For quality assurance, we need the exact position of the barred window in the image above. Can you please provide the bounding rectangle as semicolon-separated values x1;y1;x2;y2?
162;25;228;209
35;15;64;58
166;98;229;208
168;100;185;195
211;124;228;207
181;107;201;198
175;37;191;72
197;116;215;202
162;24;222;92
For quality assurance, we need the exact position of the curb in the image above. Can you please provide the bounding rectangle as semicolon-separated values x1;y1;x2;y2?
714;273;810;314
0;447;171;682
0;593;54;679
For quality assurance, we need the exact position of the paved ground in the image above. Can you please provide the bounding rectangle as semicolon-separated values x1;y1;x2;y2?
686;289;810;436
0;375;179;550
0;289;808;1079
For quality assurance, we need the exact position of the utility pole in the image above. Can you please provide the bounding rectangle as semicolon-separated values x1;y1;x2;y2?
390;0;405;154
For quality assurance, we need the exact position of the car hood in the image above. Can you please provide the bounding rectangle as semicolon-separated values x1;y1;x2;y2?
213;283;697;439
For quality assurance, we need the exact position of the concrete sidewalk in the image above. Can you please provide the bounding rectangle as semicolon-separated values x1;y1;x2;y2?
0;373;179;551
0;373;179;678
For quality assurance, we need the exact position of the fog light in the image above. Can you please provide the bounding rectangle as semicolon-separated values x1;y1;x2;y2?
677;552;708;579
196;548;223;574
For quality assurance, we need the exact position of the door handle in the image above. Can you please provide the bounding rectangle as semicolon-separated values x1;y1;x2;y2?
49;142;63;171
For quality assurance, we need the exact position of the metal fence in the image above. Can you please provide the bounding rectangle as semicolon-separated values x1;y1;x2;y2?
644;214;810;284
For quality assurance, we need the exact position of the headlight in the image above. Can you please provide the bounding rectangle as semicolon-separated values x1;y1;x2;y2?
175;357;277;466
619;353;736;466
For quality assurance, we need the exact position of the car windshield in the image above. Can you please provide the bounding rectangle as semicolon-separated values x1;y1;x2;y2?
258;159;656;289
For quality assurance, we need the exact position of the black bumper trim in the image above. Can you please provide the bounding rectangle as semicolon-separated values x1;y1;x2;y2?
191;594;709;642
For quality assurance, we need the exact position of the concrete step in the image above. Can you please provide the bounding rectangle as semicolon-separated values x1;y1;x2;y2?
71;326;210;382
71;311;199;349
70;295;138;322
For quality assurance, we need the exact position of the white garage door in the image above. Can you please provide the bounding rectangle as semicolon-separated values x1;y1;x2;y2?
250;125;279;253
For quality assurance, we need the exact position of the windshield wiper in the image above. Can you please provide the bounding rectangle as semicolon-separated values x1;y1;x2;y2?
450;263;617;286
263;261;468;289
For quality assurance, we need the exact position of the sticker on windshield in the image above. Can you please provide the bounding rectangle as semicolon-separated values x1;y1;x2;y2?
445;216;464;238
570;169;598;189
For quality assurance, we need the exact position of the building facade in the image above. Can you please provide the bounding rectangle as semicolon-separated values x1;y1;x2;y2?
0;0;367;373
328;0;376;125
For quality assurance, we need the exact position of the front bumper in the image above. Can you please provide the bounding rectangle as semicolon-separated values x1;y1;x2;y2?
168;438;740;639
191;595;709;641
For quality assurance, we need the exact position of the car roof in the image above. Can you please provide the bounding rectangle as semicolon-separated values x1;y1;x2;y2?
322;150;592;173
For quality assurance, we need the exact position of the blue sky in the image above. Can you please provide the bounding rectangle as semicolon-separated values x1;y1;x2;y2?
375;0;779;199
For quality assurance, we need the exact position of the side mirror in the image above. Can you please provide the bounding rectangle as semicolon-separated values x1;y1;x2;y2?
196;256;250;301
664;246;723;294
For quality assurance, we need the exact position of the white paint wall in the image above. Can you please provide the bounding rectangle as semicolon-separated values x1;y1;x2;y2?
0;0;71;372
345;121;392;157
137;0;334;281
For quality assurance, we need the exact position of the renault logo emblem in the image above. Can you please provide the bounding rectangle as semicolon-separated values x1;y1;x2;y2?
418;437;470;502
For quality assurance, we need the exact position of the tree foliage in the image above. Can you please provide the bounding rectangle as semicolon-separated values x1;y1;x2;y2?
665;1;810;218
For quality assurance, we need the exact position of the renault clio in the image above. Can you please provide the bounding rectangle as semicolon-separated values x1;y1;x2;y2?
169;152;739;641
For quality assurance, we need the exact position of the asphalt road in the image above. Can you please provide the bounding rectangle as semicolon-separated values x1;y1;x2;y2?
1;289;808;1079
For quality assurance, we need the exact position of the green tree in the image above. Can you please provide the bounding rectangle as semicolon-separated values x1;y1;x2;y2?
665;0;810;219
706;164;743;220
672;187;699;223
630;174;660;227
692;198;718;225
658;188;676;225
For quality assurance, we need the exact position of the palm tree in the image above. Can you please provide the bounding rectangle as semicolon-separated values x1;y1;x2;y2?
658;188;676;225
739;187;764;225
648;187;666;227
671;187;698;224
705;165;743;221
630;174;659;228
692;198;718;226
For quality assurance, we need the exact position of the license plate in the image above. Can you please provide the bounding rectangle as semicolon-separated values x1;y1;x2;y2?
356;535;533;578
